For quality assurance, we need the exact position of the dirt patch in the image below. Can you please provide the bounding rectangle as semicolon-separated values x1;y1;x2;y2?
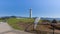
17;22;60;34
17;22;34;31
17;22;51;31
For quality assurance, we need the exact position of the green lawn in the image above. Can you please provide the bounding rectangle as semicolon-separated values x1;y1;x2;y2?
0;18;42;31
7;18;34;30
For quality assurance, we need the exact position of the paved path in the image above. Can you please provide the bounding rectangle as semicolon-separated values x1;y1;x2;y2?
0;22;34;34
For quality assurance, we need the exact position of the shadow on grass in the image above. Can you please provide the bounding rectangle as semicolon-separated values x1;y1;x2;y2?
24;23;34;32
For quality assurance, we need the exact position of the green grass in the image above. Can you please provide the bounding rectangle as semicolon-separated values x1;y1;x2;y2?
0;18;51;34
7;18;34;30
0;18;42;31
0;20;3;22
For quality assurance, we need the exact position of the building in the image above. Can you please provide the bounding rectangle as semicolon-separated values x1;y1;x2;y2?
29;8;32;18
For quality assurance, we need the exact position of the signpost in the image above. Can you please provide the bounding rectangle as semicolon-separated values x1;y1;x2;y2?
34;17;40;30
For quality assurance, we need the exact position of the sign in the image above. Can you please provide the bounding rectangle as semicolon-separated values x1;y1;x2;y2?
34;17;40;29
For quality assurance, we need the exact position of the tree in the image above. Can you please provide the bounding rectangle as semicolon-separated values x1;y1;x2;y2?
51;19;57;34
10;16;16;18
51;19;57;23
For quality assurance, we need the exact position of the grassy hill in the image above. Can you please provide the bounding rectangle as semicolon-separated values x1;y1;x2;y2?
6;18;51;31
0;18;60;34
7;18;34;30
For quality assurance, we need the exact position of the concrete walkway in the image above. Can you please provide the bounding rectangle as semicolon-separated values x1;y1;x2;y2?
0;22;34;34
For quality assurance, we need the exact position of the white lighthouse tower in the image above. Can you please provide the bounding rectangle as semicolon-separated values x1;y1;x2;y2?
29;8;32;18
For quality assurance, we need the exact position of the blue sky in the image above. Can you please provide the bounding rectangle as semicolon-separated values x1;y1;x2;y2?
0;0;60;18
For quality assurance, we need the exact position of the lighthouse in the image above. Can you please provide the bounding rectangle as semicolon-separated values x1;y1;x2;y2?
29;8;32;18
